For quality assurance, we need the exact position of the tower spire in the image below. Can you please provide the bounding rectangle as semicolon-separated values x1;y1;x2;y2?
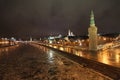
90;10;95;26
88;10;98;51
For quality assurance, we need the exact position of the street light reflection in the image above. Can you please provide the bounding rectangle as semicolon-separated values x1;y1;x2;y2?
49;44;120;67
48;50;54;64
59;47;64;51
98;51;110;65
49;50;53;59
116;54;120;63
0;48;9;53
53;46;57;49
75;51;83;57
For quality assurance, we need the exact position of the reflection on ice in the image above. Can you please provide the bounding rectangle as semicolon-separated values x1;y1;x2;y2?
116;54;119;63
0;48;9;53
49;50;53;59
54;46;120;67
0;45;19;58
59;47;64;51
53;46;57;49
48;50;54;63
74;50;83;57
98;51;110;65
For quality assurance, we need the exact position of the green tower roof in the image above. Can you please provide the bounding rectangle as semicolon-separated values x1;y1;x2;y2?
90;10;95;26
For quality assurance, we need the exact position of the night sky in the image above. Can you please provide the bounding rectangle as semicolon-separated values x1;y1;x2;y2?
0;0;120;39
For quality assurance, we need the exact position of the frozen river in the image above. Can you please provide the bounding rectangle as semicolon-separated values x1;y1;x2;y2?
0;43;110;80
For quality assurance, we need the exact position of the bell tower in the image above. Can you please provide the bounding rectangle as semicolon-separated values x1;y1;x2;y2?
88;11;98;51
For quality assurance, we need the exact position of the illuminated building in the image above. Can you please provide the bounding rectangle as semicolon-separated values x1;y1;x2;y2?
30;37;32;41
88;11;98;51
68;29;75;37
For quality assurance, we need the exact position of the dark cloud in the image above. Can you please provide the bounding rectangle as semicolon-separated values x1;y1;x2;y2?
0;0;120;39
